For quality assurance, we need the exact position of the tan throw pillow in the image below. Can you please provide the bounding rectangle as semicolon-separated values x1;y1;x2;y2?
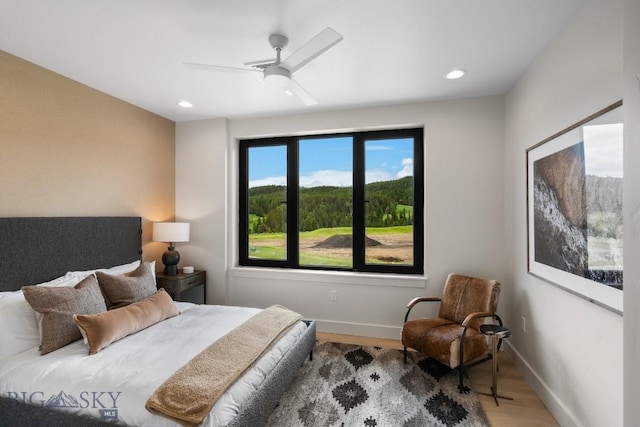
96;261;157;309
22;275;107;355
73;289;179;354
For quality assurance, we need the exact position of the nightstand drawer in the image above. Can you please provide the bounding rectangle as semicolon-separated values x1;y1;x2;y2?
156;270;206;303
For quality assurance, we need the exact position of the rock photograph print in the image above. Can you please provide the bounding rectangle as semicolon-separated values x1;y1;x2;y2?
533;142;588;277
531;115;623;290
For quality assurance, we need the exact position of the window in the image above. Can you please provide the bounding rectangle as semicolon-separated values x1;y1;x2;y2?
239;128;423;274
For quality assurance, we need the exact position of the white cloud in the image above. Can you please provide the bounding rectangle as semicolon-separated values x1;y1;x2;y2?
397;158;413;178
250;170;354;188
249;176;286;188
366;145;391;151
300;170;353;187
365;169;393;184
250;157;415;188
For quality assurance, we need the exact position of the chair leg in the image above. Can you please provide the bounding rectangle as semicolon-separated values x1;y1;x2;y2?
403;346;407;363
457;365;471;394
457;334;471;394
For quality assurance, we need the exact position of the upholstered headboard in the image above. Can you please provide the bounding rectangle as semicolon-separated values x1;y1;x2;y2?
0;217;142;292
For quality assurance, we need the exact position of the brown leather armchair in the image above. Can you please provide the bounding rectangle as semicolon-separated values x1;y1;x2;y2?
401;273;502;392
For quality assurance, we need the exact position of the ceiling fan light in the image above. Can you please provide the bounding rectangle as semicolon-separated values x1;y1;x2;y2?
446;69;466;79
264;66;291;87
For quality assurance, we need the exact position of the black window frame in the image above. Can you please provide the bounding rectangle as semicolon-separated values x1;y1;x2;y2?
239;127;424;275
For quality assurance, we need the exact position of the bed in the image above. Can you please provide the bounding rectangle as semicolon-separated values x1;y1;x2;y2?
0;217;316;427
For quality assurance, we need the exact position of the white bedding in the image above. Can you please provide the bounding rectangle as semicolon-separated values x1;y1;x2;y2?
0;302;306;426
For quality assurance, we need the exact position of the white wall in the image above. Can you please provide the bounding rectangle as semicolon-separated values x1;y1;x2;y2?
623;0;640;424
176;96;505;339
174;2;631;424
175;118;229;305
503;0;623;426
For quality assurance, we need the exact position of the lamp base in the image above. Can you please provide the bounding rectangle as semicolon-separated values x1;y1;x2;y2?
163;264;179;276
162;246;180;276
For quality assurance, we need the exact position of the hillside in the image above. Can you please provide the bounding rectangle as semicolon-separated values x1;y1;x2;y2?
248;176;414;233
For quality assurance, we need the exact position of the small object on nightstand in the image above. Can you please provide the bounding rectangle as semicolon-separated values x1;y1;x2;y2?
156;270;206;303
479;324;513;406
182;266;194;274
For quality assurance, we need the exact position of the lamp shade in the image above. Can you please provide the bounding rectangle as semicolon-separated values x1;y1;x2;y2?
152;222;190;243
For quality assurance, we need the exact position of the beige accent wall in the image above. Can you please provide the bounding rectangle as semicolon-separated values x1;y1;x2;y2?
0;50;175;262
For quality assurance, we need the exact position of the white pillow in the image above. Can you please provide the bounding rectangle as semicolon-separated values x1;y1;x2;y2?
67;260;156;280
0;274;89;361
0;261;156;361
0;291;40;360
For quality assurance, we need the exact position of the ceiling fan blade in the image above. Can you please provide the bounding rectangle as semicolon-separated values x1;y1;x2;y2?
286;78;318;106
280;27;343;73
244;58;277;69
184;62;259;74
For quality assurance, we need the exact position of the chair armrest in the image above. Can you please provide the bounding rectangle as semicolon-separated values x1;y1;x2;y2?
407;297;441;310
458;311;496;375
461;311;494;328
404;297;441;323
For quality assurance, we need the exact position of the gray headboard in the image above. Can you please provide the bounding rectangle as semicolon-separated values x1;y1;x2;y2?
0;217;142;291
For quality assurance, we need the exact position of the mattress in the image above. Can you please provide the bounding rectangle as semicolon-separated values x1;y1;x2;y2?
0;302;307;426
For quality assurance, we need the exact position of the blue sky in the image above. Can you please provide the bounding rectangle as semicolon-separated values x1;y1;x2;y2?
248;137;414;188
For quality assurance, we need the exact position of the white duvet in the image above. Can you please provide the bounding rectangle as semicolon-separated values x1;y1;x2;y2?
0;302;306;426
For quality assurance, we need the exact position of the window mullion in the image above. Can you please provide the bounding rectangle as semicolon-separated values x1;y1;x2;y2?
352;136;365;271
238;142;249;264
287;138;299;267
412;129;425;273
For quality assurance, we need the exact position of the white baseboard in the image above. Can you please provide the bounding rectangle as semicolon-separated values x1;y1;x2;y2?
505;341;581;427
313;319;403;340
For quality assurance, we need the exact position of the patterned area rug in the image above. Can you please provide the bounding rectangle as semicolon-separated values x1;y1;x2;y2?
266;342;490;427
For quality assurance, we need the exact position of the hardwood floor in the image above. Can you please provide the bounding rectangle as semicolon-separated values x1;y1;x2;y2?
317;332;559;427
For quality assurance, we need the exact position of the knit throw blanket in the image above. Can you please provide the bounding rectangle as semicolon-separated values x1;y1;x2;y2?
145;305;303;426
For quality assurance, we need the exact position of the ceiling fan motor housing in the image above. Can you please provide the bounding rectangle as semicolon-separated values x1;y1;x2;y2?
268;34;289;50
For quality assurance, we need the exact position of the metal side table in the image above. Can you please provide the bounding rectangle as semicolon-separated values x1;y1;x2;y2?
479;324;514;406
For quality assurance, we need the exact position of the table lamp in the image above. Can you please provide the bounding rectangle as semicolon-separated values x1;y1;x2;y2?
153;222;190;275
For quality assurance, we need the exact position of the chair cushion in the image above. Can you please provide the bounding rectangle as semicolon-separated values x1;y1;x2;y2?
402;317;488;368
438;274;500;328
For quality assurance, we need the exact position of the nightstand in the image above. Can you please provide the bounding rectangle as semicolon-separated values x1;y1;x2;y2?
156;270;206;303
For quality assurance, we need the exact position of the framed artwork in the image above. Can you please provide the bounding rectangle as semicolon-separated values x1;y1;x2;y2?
526;101;623;314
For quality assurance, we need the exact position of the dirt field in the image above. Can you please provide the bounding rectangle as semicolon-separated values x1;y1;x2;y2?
251;232;414;265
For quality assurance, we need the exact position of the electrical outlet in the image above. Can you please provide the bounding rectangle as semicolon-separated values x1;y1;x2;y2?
521;316;526;333
330;290;338;302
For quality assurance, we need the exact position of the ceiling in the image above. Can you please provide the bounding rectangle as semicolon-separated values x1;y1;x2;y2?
0;0;584;122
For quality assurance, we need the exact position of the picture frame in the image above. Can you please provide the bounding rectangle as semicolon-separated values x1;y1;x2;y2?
526;100;623;314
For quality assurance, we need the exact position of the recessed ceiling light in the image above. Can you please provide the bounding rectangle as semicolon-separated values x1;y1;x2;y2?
446;69;466;80
178;100;193;108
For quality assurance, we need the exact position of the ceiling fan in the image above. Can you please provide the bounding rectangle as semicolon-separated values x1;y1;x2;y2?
185;27;343;106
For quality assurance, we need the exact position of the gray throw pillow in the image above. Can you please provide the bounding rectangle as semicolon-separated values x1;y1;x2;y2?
96;261;157;309
22;274;107;355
